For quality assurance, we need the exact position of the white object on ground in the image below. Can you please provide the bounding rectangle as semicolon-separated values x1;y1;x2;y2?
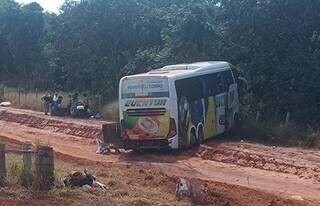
81;184;92;191
96;138;109;154
0;102;11;107
290;195;304;201
76;105;85;110
94;181;107;190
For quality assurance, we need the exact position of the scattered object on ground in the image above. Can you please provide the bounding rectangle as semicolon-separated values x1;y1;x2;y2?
81;184;92;191
0;102;11;107
175;178;204;205
176;178;192;200
96;137;122;154
96;138;109;154
290;195;304;201
63;170;107;190
93;180;107;190
89;113;103;120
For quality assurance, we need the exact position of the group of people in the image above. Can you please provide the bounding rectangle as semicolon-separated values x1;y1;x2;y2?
41;92;90;118
41;92;63;116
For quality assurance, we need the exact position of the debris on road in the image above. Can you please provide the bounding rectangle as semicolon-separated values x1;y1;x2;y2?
96;137;123;154
175;178;204;205
96;138;109;154
176;178;192;200
63;170;107;190
81;184;92;191
290;195;304;201
0;102;11;107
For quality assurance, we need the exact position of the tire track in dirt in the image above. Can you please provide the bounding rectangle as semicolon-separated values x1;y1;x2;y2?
0;111;101;139
196;144;320;183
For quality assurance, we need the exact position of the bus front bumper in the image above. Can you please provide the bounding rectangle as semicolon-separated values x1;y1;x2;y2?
123;135;180;150
124;139;170;150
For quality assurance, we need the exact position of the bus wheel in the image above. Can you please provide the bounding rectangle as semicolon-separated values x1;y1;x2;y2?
179;131;190;150
230;113;241;137
196;128;204;146
189;129;197;148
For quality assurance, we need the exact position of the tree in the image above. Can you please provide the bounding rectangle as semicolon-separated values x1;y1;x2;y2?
0;0;45;87
1;0;320;125
219;0;320;124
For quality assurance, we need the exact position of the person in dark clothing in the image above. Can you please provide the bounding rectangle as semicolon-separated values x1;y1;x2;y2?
41;92;52;115
70;92;80;117
51;96;65;116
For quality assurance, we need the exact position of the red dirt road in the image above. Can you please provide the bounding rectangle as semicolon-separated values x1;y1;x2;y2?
0;107;320;205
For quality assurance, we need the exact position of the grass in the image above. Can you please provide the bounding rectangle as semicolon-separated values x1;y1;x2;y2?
1;154;189;206
240;115;320;148
5;154;33;188
1;87;69;112
0;86;105;115
6;155;23;184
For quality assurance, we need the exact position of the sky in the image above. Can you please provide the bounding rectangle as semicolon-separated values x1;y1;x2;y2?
16;0;65;13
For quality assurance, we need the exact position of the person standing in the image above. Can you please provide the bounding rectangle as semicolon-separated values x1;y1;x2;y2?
41;92;52;115
53;92;58;102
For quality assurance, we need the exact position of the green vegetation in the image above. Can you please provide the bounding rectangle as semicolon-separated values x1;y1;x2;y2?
5;154;33;187
0;85;104;112
6;156;23;184
2;154;187;206
0;0;320;127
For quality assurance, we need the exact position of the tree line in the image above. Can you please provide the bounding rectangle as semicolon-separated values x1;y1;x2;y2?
0;0;320;125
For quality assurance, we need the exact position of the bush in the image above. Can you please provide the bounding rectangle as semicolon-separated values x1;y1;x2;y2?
6;159;23;184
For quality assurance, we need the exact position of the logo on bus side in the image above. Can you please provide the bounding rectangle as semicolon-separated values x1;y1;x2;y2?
125;99;167;107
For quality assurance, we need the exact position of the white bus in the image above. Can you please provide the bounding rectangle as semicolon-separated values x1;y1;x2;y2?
119;61;246;150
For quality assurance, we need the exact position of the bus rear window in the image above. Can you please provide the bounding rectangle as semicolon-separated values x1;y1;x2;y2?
121;77;169;99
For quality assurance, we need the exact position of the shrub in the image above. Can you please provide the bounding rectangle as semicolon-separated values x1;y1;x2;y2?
6;159;23;184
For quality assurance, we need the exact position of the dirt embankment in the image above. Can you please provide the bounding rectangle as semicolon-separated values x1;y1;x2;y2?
196;144;320;183
0;110;101;139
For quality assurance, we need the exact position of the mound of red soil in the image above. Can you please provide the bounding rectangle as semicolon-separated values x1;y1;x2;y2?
0;111;101;139
197;144;320;182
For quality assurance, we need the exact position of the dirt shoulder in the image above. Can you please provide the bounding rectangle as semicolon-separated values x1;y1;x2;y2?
0;107;320;205
0;136;308;206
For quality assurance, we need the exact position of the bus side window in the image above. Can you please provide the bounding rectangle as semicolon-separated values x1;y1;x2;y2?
175;80;184;99
175;77;202;101
201;76;210;98
224;70;235;86
208;74;218;95
217;73;227;94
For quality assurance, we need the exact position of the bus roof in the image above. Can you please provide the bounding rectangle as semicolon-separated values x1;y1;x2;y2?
123;61;230;80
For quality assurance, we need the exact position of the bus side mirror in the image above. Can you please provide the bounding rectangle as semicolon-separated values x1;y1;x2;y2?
237;77;248;92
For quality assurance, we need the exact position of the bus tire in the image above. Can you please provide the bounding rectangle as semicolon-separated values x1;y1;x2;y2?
178;133;189;150
230;113;241;137
196;127;204;146
189;128;197;148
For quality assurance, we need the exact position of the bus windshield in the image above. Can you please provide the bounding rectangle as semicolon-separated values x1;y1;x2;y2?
121;77;169;99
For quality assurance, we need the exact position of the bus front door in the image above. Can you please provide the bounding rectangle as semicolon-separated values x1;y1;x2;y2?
215;93;227;134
